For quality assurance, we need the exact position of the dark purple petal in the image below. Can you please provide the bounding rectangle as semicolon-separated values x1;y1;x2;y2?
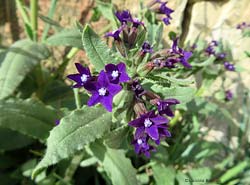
87;93;101;107
67;74;82;84
146;125;159;140
100;95;113;112
75;63;90;75
135;127;145;139
117;62;130;82
108;83;122;96
150;115;168;125
115;10;132;23
97;70;110;87
225;90;233;101
224;62;235;71
129;117;144;127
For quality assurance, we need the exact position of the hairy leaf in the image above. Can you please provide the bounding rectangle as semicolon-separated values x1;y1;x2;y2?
0;99;59;140
32;107;112;178
89;141;138;185
82;25;117;71
0;39;49;99
46;29;82;48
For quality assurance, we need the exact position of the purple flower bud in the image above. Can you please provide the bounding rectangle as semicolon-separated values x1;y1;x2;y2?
224;62;235;71
159;2;174;17
131;18;144;28
105;62;130;84
55;119;60;126
162;17;171;25
216;52;226;60
141;41;153;54
157;99;180;117
115;10;132;24
225;90;233;101
128;110;169;141
67;63;93;90
131;80;146;99
167;38;192;68
87;71;122;112
105;26;124;41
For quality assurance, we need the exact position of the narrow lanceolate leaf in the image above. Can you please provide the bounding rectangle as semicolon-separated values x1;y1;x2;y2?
0;99;60;140
89;141;138;185
150;85;196;104
0;39;49;99
82;25;117;71
32;107;112;178
46;29;82;48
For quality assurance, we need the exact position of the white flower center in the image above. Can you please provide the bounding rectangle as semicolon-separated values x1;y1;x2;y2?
81;74;88;82
144;118;152;127
137;139;143;145
98;87;107;96
111;70;119;79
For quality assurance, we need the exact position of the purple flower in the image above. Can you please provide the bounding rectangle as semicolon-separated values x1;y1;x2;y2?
159;2;174;17
157;99;180;117
87;71;122;112
105;62;130;84
132;136;155;158
129;111;169;141
225;90;233;101
141;41;153;54
154;124;171;145
205;40;218;56
169;38;192;68
131;80;146;99
67;63;93;90
105;26;124;41
224;62;235;71
115;10;132;24
131;18;144;28
162;17;171;25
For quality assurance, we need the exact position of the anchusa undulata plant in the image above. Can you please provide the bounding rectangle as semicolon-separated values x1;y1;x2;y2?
1;1;249;185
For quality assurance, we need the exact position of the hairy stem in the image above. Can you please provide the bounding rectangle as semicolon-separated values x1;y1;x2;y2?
30;0;38;41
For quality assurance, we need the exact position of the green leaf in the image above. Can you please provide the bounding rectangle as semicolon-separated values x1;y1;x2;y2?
32;107;112;178
149;84;196;104
0;39;49;99
104;125;129;149
82;25;117;71
191;56;216;67
219;160;249;183
188;167;212;181
46;29;82;48
89;141;138;185
152;73;194;86
0;98;59;140
152;164;176;185
0;128;34;152
96;1;116;27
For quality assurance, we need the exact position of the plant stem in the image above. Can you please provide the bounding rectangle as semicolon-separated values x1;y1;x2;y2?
30;0;38;41
63;153;84;183
73;88;81;109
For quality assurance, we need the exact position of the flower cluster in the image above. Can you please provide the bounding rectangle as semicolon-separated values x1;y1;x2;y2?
148;0;174;25
205;40;235;72
67;62;130;112
105;10;144;54
128;80;180;157
146;38;192;69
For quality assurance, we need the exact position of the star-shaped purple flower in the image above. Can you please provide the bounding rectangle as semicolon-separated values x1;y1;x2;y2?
224;61;235;71
131;136;155;158
157;99;180;117
87;71;122;112
129;111;169;141
141;41;153;54
67;63;93;90
115;10;132;24
104;62;130;84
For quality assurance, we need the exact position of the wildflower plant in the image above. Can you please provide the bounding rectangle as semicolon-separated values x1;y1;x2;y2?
0;1;249;185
